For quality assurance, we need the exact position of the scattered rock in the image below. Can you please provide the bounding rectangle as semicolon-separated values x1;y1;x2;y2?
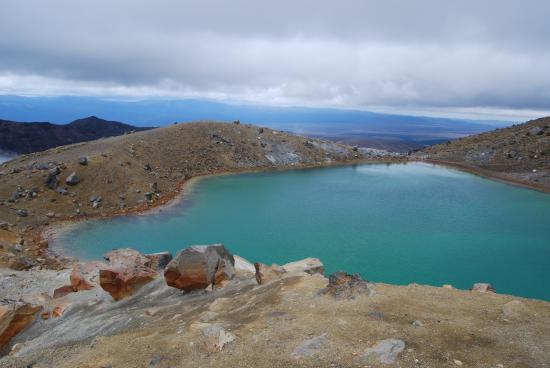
78;156;88;165
65;172;80;186
16;209;28;217
164;244;235;292
57;187;68;195
0;300;42;349
291;334;328;358
45;172;59;189
201;324;235;352
363;338;405;364
412;320;424;327
453;359;463;366
471;283;496;293
99;248;158;301
233;120;240;125
320;272;372;299
282;258;324;275
143;164;152;171
145;252;173;270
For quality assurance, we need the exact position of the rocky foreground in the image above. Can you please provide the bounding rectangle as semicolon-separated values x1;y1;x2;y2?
417;116;550;192
0;244;549;368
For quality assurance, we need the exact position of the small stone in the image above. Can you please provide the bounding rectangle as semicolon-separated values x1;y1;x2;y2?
453;359;463;366
65;172;80;186
471;283;495;293
291;334;328;358
201;324;235;352
412;320;424;327
363;339;405;364
78;156;88;165
16;209;28;217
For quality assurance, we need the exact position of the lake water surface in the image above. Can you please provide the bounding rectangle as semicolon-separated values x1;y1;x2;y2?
54;162;550;300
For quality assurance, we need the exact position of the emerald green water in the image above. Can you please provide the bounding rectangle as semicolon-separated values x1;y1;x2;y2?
54;163;550;300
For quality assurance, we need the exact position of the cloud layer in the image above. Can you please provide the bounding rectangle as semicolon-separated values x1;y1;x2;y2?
1;0;549;119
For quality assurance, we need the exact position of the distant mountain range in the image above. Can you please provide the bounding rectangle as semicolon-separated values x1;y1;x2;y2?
0;95;511;153
0;116;152;155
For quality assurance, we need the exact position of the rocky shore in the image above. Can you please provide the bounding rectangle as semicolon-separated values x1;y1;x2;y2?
1;244;549;367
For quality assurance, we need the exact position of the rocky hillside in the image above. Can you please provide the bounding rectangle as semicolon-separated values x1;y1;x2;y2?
0;121;399;268
0;116;152;154
418;116;550;191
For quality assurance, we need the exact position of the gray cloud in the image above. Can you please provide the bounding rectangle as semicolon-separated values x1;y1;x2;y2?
1;0;549;119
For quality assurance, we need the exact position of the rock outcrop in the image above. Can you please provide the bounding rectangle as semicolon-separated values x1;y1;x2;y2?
53;262;105;298
471;283;496;293
164;244;235;291
0;300;41;349
320;272;372;299
99;249;158;301
282;258;324;275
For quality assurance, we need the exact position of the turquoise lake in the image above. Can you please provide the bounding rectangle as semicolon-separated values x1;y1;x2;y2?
53;162;550;300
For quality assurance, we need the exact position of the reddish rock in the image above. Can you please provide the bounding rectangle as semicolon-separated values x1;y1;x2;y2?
40;311;50;320
99;248;158;301
164;244;235;292
53;285;74;299
471;283;496;293
0;301;42;349
70;262;104;291
53;261;105;298
52;305;63;318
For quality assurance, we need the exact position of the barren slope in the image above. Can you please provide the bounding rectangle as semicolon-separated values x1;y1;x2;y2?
418;117;550;191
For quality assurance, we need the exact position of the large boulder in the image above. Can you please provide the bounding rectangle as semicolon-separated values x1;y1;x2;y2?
164;244;235;292
99;249;158;301
0;300;42;349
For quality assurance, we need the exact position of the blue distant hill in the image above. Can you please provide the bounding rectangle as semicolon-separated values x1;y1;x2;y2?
0;95;509;152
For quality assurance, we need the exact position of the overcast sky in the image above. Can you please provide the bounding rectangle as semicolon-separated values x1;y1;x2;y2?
1;0;549;120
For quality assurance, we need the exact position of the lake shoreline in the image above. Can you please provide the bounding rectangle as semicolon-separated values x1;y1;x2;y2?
44;157;550;264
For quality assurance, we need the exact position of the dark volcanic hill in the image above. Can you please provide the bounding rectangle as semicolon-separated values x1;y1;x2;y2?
0;116;152;154
418;116;550;191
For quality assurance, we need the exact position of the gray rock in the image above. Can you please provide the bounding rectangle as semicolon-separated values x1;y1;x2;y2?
49;166;61;176
471;283;495;293
363;339;405;364
412;320;424;327
144;192;153;201
291;334;328;358
45;173;59;189
143;164;152;171
16;209;28;217
57;187;68;195
65;172;80;186
0;222;8;230
78;157;88;165
201;324;235;352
